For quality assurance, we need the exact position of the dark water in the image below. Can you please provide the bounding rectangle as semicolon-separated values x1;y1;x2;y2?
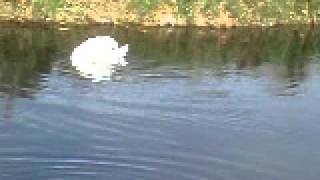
0;23;320;180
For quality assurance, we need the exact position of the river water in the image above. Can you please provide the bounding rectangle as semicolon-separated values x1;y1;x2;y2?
0;23;320;179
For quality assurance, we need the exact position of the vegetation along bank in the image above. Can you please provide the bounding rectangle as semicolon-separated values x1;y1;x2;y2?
1;0;320;27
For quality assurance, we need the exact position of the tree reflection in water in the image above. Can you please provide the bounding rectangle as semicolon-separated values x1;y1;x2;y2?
0;24;320;118
0;24;58;118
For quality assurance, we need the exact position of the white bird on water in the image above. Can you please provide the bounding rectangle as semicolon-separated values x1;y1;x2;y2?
70;36;129;82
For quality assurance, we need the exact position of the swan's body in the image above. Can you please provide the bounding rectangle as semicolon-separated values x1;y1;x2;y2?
70;36;128;82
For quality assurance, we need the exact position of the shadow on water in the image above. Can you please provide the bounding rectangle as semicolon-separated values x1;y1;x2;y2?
0;24;319;115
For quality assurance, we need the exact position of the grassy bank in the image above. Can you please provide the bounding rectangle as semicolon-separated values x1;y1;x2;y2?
1;0;320;26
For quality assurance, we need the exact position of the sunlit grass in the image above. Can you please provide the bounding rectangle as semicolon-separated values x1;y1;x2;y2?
130;0;320;24
4;0;320;25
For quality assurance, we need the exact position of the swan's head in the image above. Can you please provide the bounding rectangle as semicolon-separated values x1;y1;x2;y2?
70;36;129;82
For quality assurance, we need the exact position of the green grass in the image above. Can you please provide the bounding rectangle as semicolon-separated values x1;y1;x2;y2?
31;0;65;17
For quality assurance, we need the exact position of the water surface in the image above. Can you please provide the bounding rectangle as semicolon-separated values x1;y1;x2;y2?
0;23;320;179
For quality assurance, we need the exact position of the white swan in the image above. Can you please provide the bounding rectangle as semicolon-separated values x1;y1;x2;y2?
70;36;128;82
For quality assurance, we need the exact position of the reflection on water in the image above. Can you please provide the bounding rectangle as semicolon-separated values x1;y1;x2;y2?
0;24;318;97
0;23;320;179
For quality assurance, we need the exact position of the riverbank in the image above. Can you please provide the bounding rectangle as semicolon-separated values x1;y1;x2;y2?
0;0;319;27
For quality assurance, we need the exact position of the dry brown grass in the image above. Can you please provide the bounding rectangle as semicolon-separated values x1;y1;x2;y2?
0;0;316;27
